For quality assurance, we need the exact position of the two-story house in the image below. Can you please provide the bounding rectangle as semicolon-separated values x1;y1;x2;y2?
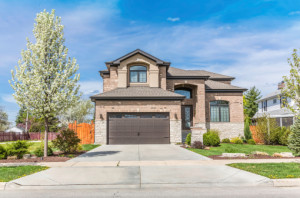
91;49;246;145
254;81;295;127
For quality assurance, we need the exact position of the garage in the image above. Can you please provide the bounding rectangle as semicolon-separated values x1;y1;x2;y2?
108;113;170;144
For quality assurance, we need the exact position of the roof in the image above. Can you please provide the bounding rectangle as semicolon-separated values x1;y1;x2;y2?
5;127;24;133
205;80;247;92
106;49;170;66
257;90;281;102
167;67;235;80
91;86;185;100
253;108;294;118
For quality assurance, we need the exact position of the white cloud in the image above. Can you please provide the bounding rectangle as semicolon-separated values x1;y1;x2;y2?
79;80;103;97
289;11;300;15
1;94;16;103
167;17;180;22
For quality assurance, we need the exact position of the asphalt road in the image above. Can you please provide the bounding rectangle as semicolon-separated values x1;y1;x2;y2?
1;187;300;198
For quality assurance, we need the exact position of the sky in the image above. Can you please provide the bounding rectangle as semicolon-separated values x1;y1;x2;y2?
0;0;299;123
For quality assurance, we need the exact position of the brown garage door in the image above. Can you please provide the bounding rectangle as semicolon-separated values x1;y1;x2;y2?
108;113;170;144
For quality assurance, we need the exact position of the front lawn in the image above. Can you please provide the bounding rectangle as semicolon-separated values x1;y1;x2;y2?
82;144;100;151
228;163;300;179
0;166;48;182
188;143;291;157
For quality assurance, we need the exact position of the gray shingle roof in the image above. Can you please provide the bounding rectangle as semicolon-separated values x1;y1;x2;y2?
253;108;294;118
91;86;185;100
257;90;281;102
167;67;234;79
205;80;247;91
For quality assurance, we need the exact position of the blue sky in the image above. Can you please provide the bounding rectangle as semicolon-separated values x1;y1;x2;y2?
0;0;300;123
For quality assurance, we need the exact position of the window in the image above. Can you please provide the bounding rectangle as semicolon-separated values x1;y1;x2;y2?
262;100;267;112
210;101;229;122
174;88;192;99
273;99;277;104
130;66;147;83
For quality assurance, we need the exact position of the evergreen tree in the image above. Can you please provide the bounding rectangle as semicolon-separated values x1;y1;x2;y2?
288;119;300;156
244;86;261;120
244;121;252;140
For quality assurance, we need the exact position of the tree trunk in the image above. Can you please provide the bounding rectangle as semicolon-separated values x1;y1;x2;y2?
44;117;49;157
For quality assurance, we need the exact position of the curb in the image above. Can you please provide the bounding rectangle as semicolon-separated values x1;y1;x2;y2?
272;179;300;187
0;182;7;190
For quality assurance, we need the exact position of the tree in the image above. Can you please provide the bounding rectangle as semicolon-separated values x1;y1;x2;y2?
58;98;94;126
9;10;80;157
244;121;252;140
288;119;300;156
0;107;9;131
282;49;300;116
244;86;261;121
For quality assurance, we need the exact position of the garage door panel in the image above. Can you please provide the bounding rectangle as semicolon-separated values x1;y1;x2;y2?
108;113;170;144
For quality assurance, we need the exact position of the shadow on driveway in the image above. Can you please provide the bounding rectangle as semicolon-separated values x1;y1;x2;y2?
78;151;120;158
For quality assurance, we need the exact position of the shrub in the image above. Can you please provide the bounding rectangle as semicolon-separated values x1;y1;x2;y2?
33;144;54;157
230;137;243;144
192;141;203;149
6;140;30;159
288;119;300;156
270;127;282;145
244;121;252;140
52;129;81;153
247;139;256;145
256;116;278;145
221;138;230;143
185;133;191;146
280;127;291;146
0;145;7;159
203;130;220;147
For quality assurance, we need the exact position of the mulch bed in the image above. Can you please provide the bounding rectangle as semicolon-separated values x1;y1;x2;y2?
0;151;86;164
209;154;300;160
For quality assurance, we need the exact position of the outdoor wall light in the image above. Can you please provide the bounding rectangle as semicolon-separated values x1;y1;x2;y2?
100;114;104;120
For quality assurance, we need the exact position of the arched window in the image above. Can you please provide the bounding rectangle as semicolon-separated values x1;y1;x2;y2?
130;66;147;83
174;88;192;99
210;100;229;122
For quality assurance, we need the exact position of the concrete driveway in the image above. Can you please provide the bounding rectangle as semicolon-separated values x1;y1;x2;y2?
5;145;272;189
69;144;210;162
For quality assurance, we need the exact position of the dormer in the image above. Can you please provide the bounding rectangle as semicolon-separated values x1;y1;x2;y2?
102;49;170;90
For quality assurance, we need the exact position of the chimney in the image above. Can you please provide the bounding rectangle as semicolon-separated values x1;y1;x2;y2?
278;81;285;90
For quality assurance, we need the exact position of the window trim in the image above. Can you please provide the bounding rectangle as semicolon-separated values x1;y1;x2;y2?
210;100;230;122
129;66;147;83
174;87;192;99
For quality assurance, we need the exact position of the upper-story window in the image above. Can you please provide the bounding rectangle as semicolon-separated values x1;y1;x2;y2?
130;66;147;83
174;88;192;99
262;100;267;112
210;100;229;122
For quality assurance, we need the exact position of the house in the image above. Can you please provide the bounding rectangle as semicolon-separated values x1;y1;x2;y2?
91;49;246;144
254;81;295;127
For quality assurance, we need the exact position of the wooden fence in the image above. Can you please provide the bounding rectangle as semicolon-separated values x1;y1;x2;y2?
249;125;264;144
68;121;95;144
0;132;58;142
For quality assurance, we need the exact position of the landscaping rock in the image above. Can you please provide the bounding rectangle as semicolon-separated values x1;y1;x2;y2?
252;151;269;156
280;152;294;158
272;153;282;157
23;154;31;159
222;153;246;158
7;156;17;160
204;147;210;150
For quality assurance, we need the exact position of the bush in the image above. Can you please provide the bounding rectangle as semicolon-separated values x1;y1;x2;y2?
288;119;300;156
203;130;220;147
185;133;191;146
0;145;7;159
33;144;54;157
280;127;291;146
270;127;282;145
6;140;30;159
221;138;230;143
192;141;203;149
256;116;278;145
244;121;252;140
247;139;256;145
52;129;81;153
230;137;243;144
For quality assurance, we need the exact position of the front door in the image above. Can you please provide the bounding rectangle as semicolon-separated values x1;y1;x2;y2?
182;106;193;130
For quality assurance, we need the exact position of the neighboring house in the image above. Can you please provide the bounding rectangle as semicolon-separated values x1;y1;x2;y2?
91;49;246;145
5;127;24;133
254;82;295;127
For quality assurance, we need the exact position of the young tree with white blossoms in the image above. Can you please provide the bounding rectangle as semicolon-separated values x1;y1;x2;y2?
10;9;80;157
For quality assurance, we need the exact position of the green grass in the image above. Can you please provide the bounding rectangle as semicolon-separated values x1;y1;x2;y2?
0;166;48;182
228;163;300;179
188;143;291;157
81;144;100;151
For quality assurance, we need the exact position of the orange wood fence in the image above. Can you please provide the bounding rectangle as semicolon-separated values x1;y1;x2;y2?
68;121;95;144
250;125;264;144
